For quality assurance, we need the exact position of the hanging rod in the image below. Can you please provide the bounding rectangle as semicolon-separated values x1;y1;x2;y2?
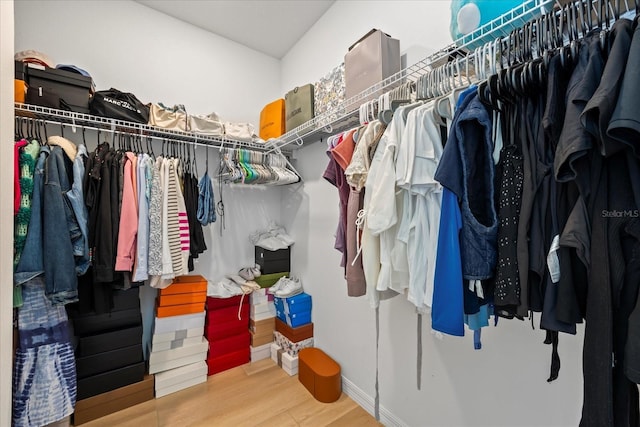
14;102;281;153
16;106;303;184
418;0;636;98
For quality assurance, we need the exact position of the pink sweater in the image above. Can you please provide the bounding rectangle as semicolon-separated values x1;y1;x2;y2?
115;153;139;271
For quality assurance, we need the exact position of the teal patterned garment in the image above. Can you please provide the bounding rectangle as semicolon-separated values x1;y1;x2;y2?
12;277;76;427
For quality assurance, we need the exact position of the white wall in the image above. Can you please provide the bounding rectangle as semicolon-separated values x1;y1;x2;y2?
14;0;285;358
15;0;280;125
280;0;454;91
0;1;15;424
281;1;585;426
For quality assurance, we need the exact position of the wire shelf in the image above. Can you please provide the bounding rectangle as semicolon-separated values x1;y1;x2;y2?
14;103;280;153
273;0;557;151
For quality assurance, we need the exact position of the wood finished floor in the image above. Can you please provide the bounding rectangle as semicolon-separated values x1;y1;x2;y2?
81;359;382;427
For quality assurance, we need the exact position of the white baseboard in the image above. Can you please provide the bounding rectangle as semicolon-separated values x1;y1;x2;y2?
341;376;407;427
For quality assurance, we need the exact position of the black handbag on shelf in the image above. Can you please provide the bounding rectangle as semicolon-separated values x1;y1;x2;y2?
89;88;149;123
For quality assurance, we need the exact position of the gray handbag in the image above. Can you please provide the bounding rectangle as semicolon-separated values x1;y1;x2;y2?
285;84;315;133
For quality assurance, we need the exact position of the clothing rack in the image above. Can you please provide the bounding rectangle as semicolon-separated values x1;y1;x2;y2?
413;0;637;98
14;102;303;182
274;0;637;152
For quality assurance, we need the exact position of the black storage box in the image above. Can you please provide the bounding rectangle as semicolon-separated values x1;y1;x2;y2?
112;288;141;311
15;61;26;81
255;246;291;274
26;66;92;113
76;344;143;379
77;325;143;357
69;308;142;337
76;361;146;400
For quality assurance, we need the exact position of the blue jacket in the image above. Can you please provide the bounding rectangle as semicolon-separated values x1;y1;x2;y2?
43;146;79;305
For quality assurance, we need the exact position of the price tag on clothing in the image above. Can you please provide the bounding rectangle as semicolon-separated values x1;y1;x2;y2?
547;235;561;284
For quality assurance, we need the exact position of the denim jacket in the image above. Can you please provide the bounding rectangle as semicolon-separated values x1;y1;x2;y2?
66;144;90;275
43;146;79;305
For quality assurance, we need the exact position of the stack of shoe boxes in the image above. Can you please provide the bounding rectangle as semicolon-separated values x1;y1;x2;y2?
149;276;209;397
68;287;146;401
271;292;314;376
254;246;290;289
205;295;251;375
249;289;276;361
68;287;151;424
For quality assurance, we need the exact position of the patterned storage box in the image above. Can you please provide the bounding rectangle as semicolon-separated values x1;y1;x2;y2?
314;63;345;128
273;331;314;357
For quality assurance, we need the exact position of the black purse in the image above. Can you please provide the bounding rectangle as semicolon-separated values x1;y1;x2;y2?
89;88;149;123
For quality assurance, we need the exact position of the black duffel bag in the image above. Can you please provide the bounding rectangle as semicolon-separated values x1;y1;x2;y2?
90;88;149;124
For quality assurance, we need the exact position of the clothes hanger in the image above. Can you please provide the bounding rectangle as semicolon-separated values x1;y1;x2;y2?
191;137;198;177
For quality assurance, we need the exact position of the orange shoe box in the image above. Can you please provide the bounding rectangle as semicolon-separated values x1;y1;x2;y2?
157;302;205;318
158;292;207;307
160;275;207;295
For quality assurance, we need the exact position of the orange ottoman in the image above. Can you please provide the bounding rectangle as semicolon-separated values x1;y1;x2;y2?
298;348;341;403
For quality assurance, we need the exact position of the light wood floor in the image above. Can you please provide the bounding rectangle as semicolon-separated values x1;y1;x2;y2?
81;359;382;427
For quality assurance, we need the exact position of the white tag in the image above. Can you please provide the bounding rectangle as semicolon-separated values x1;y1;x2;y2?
468;280;484;298
547;235;561;284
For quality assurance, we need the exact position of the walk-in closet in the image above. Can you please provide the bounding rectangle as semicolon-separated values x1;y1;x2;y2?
2;0;640;426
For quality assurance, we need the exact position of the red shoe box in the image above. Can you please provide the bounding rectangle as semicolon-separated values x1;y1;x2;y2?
206;295;248;311
207;348;250;376
206;304;249;324
208;331;250;359
205;319;248;341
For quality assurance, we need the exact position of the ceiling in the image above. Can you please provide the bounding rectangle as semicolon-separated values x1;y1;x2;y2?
135;0;335;59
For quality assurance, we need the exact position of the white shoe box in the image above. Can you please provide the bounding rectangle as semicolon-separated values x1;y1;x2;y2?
154;312;205;335
281;352;298;376
282;363;298;376
155;370;207;398
155;361;207;391
253;288;268;297
152;327;202;345
250;294;269;305
270;343;281;363
250;288;268;301
152;335;203;352
270;343;298;375
149;337;209;374
251;302;276;321
250;343;272;362
251;301;275;315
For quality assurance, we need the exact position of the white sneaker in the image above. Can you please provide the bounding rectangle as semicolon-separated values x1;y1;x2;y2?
275;277;302;298
268;277;289;295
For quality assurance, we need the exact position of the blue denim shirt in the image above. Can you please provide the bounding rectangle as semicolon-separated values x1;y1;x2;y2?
14;147;49;286
66;144;90;275
197;171;216;225
43;146;79;305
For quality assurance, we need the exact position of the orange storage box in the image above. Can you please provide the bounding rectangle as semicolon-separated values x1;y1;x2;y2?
158;292;207;307
160;275;207;295
259;98;285;140
156;302;204;318
298;348;341;403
